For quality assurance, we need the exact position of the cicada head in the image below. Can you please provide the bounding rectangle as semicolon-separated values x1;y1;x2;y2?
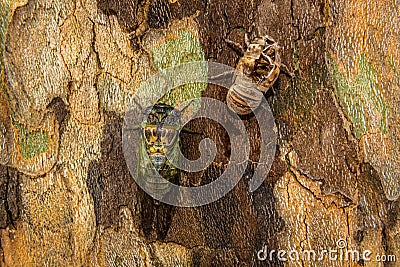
141;104;181;170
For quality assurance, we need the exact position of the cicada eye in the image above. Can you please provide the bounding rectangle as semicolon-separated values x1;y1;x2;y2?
163;116;178;126
163;111;181;126
160;127;178;146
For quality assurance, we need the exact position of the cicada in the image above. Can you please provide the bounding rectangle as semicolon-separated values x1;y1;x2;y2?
226;34;293;115
137;103;182;202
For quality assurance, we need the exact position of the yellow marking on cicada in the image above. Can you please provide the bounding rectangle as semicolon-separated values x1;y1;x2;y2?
137;104;183;201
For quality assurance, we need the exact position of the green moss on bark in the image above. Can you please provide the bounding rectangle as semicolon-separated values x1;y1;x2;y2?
151;29;207;108
329;54;390;138
13;117;50;159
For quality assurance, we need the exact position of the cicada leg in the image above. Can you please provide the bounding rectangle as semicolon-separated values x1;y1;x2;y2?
225;38;245;57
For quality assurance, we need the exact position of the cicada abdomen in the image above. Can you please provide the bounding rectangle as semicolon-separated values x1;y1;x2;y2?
137;103;182;202
226;35;292;115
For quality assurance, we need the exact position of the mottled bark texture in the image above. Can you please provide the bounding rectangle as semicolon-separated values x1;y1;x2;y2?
0;0;399;266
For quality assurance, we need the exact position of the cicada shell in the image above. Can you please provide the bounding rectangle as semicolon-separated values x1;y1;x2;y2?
226;35;287;115
137;104;182;201
226;73;263;115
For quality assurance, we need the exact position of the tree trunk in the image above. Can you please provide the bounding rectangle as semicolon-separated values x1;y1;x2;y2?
0;0;399;266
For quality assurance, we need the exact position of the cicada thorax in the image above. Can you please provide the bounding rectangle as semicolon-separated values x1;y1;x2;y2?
255;37;282;92
227;35;283;115
137;104;182;202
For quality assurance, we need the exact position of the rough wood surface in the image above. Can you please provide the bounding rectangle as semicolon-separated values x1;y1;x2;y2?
0;0;399;266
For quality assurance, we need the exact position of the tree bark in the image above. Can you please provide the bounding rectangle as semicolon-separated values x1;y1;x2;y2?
0;0;399;266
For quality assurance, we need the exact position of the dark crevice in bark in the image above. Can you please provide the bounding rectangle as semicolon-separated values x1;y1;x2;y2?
89;111;138;229
97;0;140;32
86;160;103;226
46;97;69;142
0;166;20;229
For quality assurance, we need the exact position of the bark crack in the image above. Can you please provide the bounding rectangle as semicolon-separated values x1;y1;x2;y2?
3;168;18;229
58;0;77;28
284;147;354;210
289;0;300;40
